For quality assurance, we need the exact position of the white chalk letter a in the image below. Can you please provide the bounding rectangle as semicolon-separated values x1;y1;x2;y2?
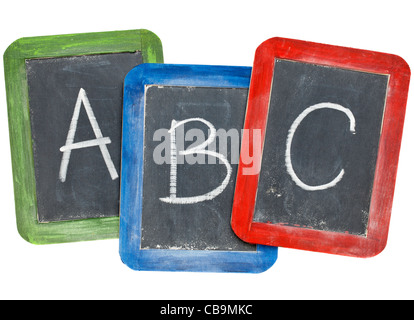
59;88;118;182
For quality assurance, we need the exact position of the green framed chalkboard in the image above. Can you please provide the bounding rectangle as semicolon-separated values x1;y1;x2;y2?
4;29;163;244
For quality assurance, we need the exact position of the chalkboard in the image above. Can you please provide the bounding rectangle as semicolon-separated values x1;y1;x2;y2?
27;52;142;222
254;59;388;235
119;64;277;272
231;37;410;257
4;30;163;244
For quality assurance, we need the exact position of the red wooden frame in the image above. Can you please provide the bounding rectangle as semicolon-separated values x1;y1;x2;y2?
231;37;410;257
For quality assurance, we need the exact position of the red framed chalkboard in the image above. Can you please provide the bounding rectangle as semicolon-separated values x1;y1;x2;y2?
231;37;410;257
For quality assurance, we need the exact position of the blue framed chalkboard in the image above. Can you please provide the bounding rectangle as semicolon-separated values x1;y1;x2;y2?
119;64;278;272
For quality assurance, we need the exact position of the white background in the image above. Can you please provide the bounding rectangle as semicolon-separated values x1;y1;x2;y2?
1;0;413;300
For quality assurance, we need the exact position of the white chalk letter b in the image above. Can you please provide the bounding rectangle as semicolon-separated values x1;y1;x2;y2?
159;118;231;204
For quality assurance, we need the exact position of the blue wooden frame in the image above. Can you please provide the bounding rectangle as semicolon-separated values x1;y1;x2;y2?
119;64;278;272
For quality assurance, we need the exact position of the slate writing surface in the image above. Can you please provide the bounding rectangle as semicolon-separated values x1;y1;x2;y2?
141;85;255;251
26;52;143;222
253;59;389;236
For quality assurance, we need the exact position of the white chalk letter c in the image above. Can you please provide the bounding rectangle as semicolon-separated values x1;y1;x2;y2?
285;102;356;191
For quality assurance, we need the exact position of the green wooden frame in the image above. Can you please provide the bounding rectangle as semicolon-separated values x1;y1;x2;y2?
4;29;163;244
